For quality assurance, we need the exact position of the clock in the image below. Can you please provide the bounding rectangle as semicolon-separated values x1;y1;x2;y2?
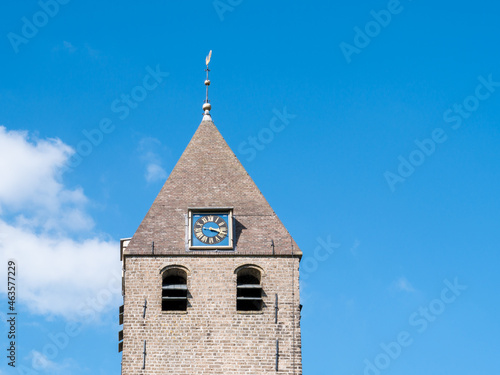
189;209;233;249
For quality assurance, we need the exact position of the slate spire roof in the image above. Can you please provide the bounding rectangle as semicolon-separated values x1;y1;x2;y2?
124;119;301;257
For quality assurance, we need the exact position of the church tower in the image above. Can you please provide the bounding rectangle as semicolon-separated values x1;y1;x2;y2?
119;54;302;374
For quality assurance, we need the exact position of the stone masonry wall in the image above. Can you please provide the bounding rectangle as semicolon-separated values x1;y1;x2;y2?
121;255;302;375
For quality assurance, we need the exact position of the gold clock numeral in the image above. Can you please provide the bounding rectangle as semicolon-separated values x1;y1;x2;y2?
207;216;214;222
208;237;214;244
200;235;208;243
201;217;208;224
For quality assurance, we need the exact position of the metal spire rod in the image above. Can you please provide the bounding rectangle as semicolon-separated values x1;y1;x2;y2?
202;50;212;120
205;63;210;104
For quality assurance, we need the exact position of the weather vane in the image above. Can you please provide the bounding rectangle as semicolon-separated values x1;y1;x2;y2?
202;50;212;118
206;50;212;68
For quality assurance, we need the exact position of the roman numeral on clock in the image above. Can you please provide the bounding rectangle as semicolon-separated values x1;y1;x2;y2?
192;213;230;246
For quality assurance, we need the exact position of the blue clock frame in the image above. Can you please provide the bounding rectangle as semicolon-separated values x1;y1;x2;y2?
189;209;233;250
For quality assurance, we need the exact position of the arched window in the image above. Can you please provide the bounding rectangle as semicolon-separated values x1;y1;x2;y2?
162;267;188;311
236;266;263;311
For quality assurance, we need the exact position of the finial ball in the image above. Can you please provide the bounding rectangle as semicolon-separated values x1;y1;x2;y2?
203;103;211;111
205;80;211;86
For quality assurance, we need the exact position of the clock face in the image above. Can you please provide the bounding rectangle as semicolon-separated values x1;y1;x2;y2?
190;211;233;249
193;215;228;244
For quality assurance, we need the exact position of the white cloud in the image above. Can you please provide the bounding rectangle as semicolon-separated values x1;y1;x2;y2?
393;276;416;293
53;41;100;61
0;126;93;233
62;41;77;53
30;350;61;372
29;350;81;374
138;137;167;183
0;127;121;319
0;221;121;318
145;163;167;183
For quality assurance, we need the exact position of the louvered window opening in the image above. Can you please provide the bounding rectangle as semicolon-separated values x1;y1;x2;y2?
162;272;188;311
237;270;262;311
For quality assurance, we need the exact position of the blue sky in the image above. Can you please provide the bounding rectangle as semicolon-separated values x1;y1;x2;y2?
1;0;499;374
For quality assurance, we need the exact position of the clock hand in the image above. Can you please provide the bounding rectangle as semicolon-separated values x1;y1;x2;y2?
203;226;218;232
203;226;226;234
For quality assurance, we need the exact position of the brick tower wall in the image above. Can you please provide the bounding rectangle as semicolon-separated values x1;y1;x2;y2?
121;255;302;375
